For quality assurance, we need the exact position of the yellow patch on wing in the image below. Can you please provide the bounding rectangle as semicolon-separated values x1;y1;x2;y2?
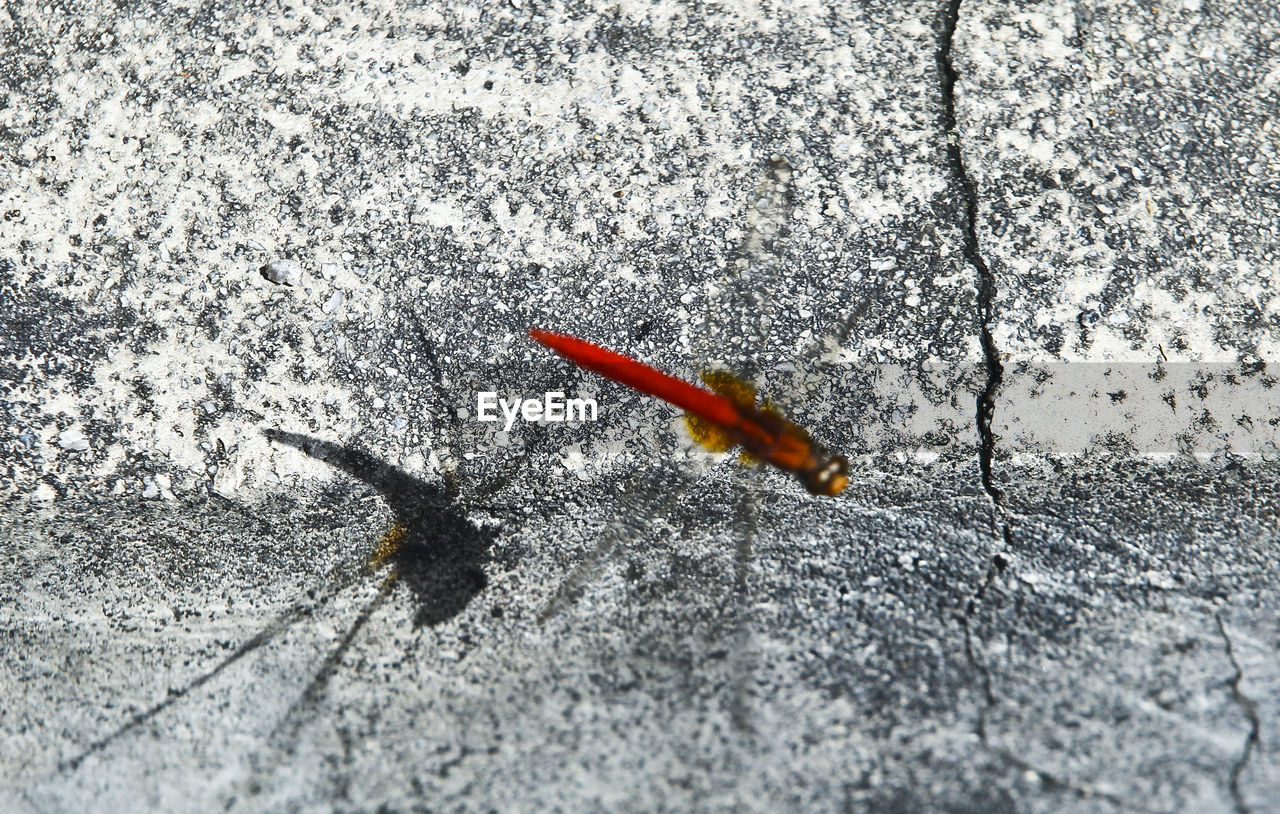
369;522;407;569
701;370;756;407
683;370;757;453
684;412;737;452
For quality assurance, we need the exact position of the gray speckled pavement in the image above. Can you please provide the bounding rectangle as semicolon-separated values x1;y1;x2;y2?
1;1;1276;812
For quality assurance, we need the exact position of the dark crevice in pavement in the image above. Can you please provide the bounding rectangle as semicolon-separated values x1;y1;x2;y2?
964;552;1009;618
961;552;1147;812
960;616;994;740
938;0;1030;790
958;551;1007;741
938;3;1010;532
937;0;1005;511
936;0;1011;609
1217;613;1261;814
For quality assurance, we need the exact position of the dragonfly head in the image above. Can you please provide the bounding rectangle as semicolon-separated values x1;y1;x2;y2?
802;454;849;497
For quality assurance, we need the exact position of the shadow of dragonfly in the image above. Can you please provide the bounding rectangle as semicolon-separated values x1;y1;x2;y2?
58;431;494;774
263;429;494;627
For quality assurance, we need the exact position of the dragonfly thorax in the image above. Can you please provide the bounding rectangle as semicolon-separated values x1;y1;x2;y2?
733;402;849;497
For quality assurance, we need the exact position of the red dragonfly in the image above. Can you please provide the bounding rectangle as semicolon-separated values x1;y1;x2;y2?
532;156;864;631
528;328;849;497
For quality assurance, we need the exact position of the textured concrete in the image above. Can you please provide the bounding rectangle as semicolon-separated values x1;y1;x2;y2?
954;1;1280;461
2;0;1276;812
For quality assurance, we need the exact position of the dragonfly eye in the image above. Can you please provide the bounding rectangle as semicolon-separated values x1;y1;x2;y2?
804;455;849;497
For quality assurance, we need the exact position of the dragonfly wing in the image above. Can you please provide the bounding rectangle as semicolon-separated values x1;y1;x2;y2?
693;157;798;386
538;461;701;622
707;155;875;457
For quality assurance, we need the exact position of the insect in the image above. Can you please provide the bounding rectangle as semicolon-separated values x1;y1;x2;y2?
529;328;849;496
531;156;864;652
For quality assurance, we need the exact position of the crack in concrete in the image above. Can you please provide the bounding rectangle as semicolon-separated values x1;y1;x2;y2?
1216;613;1261;814
932;10;1135;811
937;0;1004;511
958;554;1145;812
959;612;995;740
937;0;1013;583
958;552;1007;742
938;0;1014;733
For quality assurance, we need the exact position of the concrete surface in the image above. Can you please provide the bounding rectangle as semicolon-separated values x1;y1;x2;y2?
1;0;1276;811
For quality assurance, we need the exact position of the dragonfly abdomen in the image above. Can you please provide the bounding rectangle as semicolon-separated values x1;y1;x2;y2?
530;328;848;497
